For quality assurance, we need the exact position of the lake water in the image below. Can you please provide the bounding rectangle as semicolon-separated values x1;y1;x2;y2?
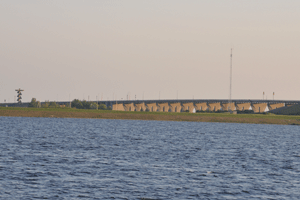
0;117;300;199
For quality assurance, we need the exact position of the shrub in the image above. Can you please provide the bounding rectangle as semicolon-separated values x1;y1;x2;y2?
28;98;41;108
98;104;107;110
49;101;58;108
237;110;254;114
81;100;91;109
71;99;83;109
90;102;98;109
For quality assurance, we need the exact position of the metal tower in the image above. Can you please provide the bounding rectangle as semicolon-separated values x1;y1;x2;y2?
15;88;24;104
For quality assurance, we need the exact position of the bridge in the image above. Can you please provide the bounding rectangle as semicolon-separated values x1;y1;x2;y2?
1;99;299;113
109;99;300;113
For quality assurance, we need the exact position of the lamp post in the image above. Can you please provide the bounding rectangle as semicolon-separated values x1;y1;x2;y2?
228;48;233;112
96;96;98;110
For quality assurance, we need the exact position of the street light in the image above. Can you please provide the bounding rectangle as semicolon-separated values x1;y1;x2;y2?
96;96;98;110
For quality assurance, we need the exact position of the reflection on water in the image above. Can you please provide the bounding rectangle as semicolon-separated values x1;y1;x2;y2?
0;116;300;199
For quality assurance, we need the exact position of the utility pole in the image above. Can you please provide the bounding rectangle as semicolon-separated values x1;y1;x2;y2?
263;92;265;100
273;92;275;101
229;48;233;112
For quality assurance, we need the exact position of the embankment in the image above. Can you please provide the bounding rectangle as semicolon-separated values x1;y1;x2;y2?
1;107;300;125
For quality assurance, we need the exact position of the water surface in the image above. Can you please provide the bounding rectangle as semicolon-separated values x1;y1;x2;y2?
0;117;299;199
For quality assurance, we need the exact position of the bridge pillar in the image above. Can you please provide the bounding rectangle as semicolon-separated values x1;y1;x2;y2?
236;103;252;111
268;103;285;111
124;103;135;111
169;102;182;112
252;103;269;113
135;102;147;111
182;102;195;113
157;103;170;112
208;102;221;112
146;103;158;112
222;102;236;111
112;103;125;111
195;102;208;112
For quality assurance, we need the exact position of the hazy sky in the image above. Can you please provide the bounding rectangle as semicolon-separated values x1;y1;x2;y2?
1;0;300;103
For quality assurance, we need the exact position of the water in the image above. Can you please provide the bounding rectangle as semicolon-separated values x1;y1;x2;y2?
0;117;300;199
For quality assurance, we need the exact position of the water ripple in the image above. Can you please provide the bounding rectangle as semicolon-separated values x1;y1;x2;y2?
0;116;300;199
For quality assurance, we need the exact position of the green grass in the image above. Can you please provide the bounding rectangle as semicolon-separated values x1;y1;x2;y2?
1;106;300;120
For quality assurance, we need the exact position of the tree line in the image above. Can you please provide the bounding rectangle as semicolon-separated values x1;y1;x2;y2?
71;99;109;110
28;98;110;110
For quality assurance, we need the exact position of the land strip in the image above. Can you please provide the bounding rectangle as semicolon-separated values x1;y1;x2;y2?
1;107;300;125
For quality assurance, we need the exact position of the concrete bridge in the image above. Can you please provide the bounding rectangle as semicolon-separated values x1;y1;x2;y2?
109;99;300;113
1;99;299;113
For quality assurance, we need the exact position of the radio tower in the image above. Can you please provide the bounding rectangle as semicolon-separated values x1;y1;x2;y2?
229;48;233;112
15;88;24;104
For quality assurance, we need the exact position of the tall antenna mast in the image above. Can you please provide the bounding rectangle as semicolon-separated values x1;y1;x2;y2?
229;48;233;112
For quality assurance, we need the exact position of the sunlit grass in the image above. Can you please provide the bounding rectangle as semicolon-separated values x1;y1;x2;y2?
1;107;300;122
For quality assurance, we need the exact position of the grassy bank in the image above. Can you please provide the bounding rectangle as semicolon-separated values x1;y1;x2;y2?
1;107;300;125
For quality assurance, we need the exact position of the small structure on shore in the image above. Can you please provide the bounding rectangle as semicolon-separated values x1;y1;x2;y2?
15;88;24;104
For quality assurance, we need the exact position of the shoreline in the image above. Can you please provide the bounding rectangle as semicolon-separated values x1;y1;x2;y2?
1;107;300;125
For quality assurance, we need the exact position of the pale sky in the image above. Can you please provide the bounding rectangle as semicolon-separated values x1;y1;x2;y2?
1;0;300;103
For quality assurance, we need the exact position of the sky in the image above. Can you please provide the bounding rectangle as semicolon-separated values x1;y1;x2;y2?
1;0;300;103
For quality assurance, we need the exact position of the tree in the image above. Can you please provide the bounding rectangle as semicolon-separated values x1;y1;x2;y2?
49;101;58;108
42;102;49;108
71;99;83;109
28;98;39;108
81;100;91;109
90;102;98;109
98;104;107;110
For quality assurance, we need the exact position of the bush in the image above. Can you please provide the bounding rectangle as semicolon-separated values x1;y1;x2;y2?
215;110;227;113
71;99;83;109
81;100;91;109
237;110;254;114
49;101;58;108
98;104;107;110
90;102;98;109
71;100;110;110
28;98;41;108
42;102;49;108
